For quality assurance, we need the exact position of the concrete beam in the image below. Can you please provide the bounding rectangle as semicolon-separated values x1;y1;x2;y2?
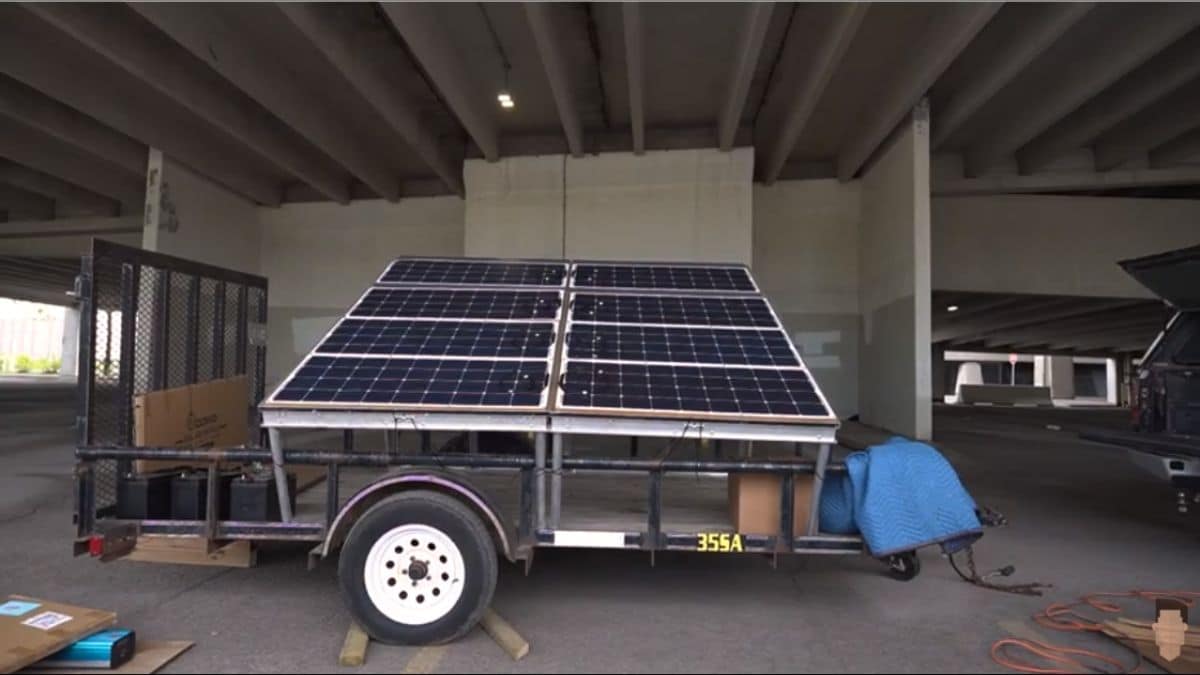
622;3;645;155
282;177;452;204
279;4;463;196
979;309;1166;348
132;4;395;201
1149;128;1200;168
525;3;585;158
935;164;1200;195
381;3;499;162
717;3;774;152
1093;87;1200;171
0;6;283;206
1017;30;1200;173
0;184;54;220
837;3;998;181
939;299;1147;343
965;6;1200;177
934;297;1080;343
932;3;1093;149
29;2;351;203
0;122;143;211
480;125;755;158
759;4;865;183
0;75;145;175
1048;323;1165;351
0;160;119;216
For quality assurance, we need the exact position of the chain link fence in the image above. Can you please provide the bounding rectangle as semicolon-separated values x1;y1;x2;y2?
78;240;267;519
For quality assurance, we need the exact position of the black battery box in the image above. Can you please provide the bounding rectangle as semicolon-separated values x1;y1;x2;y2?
170;471;236;520
229;472;298;522
116;472;173;520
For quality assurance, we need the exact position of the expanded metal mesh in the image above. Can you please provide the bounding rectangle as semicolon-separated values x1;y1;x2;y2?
79;243;267;518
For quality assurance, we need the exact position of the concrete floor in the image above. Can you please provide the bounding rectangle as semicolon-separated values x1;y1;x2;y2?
1;380;1195;673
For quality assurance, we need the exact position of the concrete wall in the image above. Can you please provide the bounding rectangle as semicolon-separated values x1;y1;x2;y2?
464;148;753;263
258;197;464;384
857;104;932;439
143;153;261;275
933;194;1200;297
463;155;565;259
753;178;861;417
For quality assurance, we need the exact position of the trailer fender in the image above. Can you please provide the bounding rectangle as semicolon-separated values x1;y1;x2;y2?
321;469;515;562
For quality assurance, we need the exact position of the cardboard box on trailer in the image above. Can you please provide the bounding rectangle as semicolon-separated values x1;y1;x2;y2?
132;375;248;474
728;472;814;537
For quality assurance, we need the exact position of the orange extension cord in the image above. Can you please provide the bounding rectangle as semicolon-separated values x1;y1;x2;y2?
990;590;1200;674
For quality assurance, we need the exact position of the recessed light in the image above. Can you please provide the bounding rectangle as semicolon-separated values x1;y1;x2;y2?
947;305;959;312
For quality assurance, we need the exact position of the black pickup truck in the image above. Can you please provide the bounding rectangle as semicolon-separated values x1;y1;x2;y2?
1080;245;1200;518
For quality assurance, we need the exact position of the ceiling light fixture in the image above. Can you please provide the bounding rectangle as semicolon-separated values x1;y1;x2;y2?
498;91;514;109
947;305;960;313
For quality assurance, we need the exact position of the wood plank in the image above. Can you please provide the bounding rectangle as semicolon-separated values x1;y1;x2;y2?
22;641;193;675
338;623;369;667
479;609;529;661
124;537;255;568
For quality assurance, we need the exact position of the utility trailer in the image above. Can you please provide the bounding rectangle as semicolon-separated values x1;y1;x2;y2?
74;242;914;646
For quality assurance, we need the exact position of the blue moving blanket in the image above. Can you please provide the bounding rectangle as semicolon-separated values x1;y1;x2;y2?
819;437;982;557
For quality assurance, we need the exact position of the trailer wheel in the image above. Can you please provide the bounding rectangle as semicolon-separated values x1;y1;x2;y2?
885;551;920;581
339;491;497;645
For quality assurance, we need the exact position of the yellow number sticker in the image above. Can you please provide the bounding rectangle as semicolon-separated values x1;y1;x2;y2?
697;533;743;552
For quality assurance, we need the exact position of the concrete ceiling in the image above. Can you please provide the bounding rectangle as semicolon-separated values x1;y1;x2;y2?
3;2;1200;218
932;290;1171;356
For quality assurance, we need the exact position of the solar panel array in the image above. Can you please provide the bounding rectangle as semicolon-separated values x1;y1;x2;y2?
265;258;835;424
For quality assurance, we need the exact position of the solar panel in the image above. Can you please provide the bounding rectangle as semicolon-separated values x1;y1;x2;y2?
558;362;827;417
315;318;556;359
264;257;835;424
573;263;756;293
378;258;567;287
571;293;776;327
567;323;799;367
351;287;562;321
272;356;549;408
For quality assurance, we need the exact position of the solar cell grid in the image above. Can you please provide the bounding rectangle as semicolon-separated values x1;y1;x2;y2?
273;356;549;407
572;264;755;292
379;259;566;287
559;361;828;417
351;287;561;320
566;323;799;367
571;293;776;327
316;319;556;359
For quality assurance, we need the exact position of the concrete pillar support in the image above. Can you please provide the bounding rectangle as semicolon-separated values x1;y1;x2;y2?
857;99;932;439
60;305;79;378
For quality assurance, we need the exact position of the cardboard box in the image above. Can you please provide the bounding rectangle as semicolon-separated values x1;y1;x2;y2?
133;376;248;474
727;472;814;537
0;596;116;674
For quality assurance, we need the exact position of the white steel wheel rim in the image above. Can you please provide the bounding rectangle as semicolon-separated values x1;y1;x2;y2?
364;524;466;626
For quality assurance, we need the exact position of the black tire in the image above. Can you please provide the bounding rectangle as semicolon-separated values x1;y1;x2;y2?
338;491;498;645
440;431;533;456
885;551;921;581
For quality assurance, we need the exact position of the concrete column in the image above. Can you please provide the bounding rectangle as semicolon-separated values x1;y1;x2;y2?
1105;357;1118;405
1046;355;1074;400
142;147;261;274
931;343;947;403
60;306;79;379
858;99;932;439
1033;355;1048;386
